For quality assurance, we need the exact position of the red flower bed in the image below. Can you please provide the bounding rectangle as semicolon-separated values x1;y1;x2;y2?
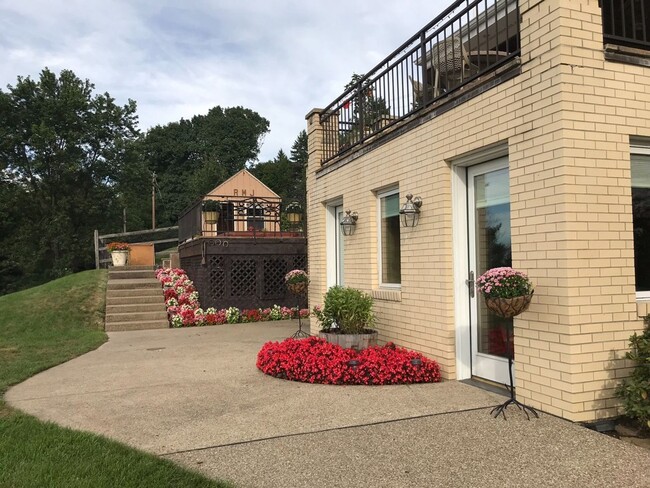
257;337;441;385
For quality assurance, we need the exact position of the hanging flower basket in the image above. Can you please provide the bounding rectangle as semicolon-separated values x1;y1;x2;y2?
484;293;533;318
285;270;309;295
287;282;308;295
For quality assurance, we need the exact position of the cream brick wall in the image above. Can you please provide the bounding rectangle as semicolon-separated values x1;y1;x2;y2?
306;0;649;422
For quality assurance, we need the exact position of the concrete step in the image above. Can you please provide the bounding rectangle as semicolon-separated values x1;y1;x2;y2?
108;269;157;280
105;319;170;332
106;303;167;314
107;279;161;290
105;311;168;324
106;294;165;305
106;288;163;298
109;265;156;271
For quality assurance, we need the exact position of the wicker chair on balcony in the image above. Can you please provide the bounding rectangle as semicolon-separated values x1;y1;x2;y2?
428;34;474;97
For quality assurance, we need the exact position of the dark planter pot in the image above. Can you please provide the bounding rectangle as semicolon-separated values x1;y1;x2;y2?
484;293;533;318
319;329;378;350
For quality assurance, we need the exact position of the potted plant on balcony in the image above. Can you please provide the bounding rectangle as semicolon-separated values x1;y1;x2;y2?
202;199;221;224
314;286;377;350
475;267;534;318
106;242;131;267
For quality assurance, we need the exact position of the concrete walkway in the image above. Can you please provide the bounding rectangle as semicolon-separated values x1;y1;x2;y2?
7;322;650;487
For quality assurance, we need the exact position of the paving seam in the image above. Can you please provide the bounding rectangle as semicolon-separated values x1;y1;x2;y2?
7;381;187;402
159;405;495;457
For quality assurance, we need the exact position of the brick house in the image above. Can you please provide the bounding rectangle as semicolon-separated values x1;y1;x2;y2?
305;0;649;422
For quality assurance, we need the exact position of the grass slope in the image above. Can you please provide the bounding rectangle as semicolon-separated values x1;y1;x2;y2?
0;270;229;488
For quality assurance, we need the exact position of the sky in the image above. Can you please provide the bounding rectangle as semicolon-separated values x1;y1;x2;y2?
0;0;448;163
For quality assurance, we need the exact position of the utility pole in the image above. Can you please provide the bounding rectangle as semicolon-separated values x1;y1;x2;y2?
152;172;157;230
123;207;127;233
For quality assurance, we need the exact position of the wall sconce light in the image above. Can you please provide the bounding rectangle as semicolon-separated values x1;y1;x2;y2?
340;210;358;236
399;194;422;228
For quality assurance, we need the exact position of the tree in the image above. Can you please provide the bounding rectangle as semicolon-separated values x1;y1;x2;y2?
251;150;292;202
142;107;270;227
342;73;390;142
289;130;308;204
0;68;140;289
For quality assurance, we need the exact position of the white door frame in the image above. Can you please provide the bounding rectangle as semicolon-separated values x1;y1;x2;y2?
326;200;344;288
451;145;509;381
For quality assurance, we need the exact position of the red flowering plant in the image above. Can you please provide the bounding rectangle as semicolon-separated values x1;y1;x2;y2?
257;337;441;385
106;242;130;252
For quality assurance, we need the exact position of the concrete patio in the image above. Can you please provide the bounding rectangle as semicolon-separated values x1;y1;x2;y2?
7;321;650;487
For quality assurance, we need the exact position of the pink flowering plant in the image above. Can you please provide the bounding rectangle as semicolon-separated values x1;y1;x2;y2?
285;269;309;285
475;267;533;299
155;267;309;328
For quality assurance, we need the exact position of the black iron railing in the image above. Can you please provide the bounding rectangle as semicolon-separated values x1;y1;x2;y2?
178;195;303;243
602;0;650;50
320;0;520;164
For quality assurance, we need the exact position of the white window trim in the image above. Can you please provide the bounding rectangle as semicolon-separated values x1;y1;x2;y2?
631;143;650;300
377;187;401;289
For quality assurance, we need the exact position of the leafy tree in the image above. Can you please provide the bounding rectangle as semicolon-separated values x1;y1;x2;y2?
289;130;308;204
142;107;269;227
251;150;292;202
0;68;140;290
342;73;390;145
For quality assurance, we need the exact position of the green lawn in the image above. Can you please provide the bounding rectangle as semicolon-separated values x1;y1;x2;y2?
0;270;230;488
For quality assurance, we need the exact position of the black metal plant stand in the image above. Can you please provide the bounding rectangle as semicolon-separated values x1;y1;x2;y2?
490;329;539;420
290;286;310;339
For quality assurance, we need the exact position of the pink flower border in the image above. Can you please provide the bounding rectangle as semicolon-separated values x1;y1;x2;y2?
155;267;309;328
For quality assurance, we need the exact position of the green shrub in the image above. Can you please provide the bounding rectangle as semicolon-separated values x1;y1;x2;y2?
314;286;374;335
616;315;650;431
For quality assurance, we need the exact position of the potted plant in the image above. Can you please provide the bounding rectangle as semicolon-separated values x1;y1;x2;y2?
475;267;534;318
202;200;221;224
285;269;309;295
106;242;131;267
314;286;377;350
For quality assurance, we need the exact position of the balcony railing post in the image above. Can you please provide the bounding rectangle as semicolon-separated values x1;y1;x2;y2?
356;79;364;141
419;31;429;104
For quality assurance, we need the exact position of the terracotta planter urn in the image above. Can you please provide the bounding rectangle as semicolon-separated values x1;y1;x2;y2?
484;294;533;318
319;329;378;351
111;250;129;267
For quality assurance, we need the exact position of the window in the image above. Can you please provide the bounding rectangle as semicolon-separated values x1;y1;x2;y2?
378;188;401;286
602;0;650;51
247;204;264;231
631;147;650;298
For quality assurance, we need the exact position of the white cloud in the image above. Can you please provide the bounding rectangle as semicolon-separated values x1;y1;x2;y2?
0;0;448;162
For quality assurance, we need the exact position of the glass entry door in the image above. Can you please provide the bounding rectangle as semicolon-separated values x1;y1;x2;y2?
468;159;512;385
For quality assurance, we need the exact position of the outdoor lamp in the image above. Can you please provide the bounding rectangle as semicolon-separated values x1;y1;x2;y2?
399;194;422;228
286;202;303;227
340;210;358;236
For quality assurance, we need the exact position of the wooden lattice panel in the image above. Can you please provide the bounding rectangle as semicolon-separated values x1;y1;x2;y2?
292;255;307;272
209;256;225;298
263;258;287;297
231;259;256;296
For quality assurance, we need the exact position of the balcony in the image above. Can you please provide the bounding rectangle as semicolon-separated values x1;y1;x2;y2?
177;195;307;311
319;0;520;165
178;195;304;242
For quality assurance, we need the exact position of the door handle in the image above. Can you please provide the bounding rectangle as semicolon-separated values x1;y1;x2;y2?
466;271;475;298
